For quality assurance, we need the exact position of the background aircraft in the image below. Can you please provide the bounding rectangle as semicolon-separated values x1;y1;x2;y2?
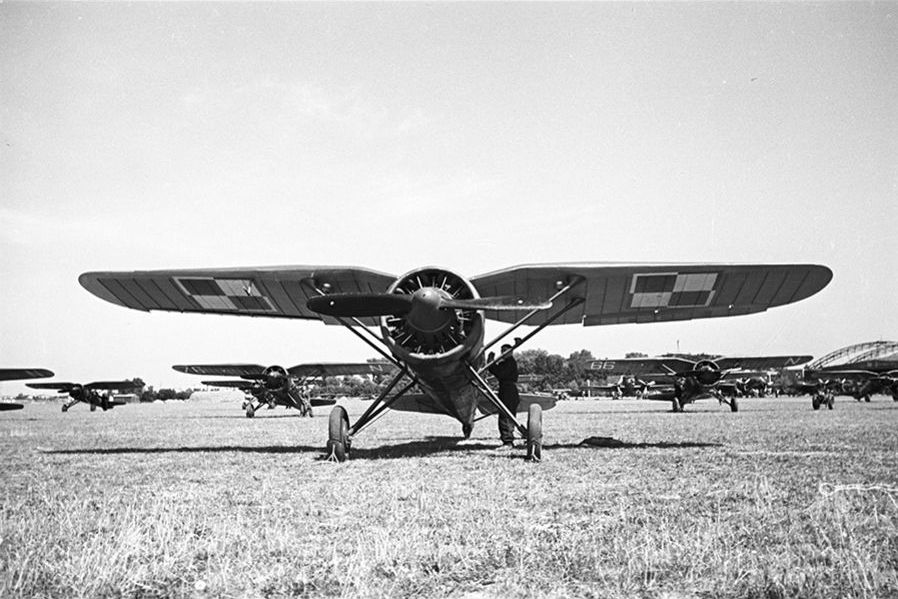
0;368;55;411
80;262;831;461
799;369;898;409
591;376;657;399
26;380;139;412
174;362;394;417
590;355;813;412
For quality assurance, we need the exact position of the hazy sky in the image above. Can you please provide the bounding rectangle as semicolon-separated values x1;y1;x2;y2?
2;3;896;393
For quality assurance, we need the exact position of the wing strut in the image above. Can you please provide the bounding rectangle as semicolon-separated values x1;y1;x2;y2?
475;276;585;364
301;279;406;371
479;296;586;376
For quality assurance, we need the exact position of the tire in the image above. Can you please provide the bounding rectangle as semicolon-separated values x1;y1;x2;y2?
526;404;542;463
827;395;834;410
672;398;682;413
812;396;821;410
245;404;255;418
730;397;739;413
327;405;350;462
61;405;68;413
90;404;96;412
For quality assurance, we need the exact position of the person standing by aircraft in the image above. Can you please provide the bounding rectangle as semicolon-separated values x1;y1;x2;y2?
488;344;520;448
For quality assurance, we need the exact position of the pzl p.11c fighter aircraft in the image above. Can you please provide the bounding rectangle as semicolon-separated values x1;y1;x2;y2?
0;368;55;411
26;380;138;412
799;369;898;409
173;362;394;417
80;262;831;461
590;355;812;412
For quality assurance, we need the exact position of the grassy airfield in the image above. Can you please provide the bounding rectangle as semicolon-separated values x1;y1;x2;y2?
1;395;896;599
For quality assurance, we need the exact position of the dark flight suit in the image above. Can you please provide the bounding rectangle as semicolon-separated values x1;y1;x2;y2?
488;355;520;445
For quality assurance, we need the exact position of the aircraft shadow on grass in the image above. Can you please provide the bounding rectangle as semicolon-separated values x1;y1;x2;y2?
43;436;721;460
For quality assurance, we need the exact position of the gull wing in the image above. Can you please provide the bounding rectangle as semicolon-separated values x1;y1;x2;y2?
287;362;395;378
590;357;696;376
79;266;397;326
174;364;267;377
0;368;54;382
715;356;813;370
26;382;77;392
200;379;256;389
471;263;832;326
85;381;141;390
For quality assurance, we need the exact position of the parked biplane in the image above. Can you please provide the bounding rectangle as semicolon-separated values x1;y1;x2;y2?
173;362;394;417
0;368;54;411
590;355;812;412
80;262;831;461
26;380;139;412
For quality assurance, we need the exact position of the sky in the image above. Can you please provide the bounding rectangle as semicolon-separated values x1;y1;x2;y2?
1;3;896;395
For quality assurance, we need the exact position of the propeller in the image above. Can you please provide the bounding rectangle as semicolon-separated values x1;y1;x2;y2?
307;292;550;318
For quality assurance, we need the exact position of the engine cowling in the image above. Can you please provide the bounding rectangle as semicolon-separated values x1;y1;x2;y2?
381;267;484;365
692;359;722;386
262;365;289;390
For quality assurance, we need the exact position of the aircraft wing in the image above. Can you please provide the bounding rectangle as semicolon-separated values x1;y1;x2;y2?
590;357;695;376
86;381;141;390
808;370;877;382
26;382;77;392
471;263;832;326
200;379;256;389
715;356;813;370
79;266;397;326
174;364;267;377
0;368;54;382
287;362;395;378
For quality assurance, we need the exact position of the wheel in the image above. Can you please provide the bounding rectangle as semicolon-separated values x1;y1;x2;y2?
61;405;68;413
812;396;821;410
526;404;542;462
245;404;255;418
730;397;739;413
827;395;834;410
863;395;871;403
90;404;96;412
327;405;350;462
671;398;682;413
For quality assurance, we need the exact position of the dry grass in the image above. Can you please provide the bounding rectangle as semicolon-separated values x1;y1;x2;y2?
1;395;897;598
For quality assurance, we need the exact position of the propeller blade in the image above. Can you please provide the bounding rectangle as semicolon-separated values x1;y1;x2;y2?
440;296;552;311
307;294;413;317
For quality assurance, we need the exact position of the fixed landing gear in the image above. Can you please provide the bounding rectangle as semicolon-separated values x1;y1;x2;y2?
327;405;350;462
812;393;834;410
526;404;542;462
245;404;255;418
